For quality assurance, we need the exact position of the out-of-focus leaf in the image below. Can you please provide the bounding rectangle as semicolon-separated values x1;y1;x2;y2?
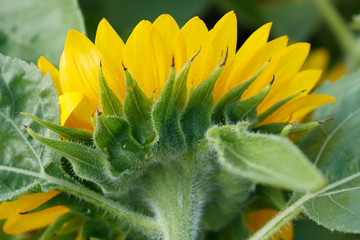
216;0;321;42
0;0;85;64
259;0;321;41
79;0;209;39
300;71;360;233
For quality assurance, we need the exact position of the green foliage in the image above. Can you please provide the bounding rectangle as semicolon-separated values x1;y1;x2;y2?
0;53;58;201
300;71;360;233
0;0;85;64
207;122;325;192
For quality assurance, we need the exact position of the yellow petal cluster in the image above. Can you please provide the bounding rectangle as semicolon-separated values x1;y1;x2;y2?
0;191;69;234
38;11;334;130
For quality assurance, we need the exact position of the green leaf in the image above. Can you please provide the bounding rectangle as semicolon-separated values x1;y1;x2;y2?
0;53;58;201
300;71;360;233
123;68;156;145
98;63;123;117
20;112;93;144
152;64;186;152
206;122;325;192
181;63;225;145
0;0;85;64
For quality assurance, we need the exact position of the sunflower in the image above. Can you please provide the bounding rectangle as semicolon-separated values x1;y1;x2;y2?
0;11;334;237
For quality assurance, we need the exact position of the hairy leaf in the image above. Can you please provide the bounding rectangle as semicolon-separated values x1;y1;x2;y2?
0;53;58;201
207;123;325;192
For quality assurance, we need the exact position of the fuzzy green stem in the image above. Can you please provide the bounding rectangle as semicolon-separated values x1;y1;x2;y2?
144;163;205;240
312;0;355;54
248;194;313;240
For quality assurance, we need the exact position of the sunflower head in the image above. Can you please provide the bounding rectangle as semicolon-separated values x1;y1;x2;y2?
2;11;335;239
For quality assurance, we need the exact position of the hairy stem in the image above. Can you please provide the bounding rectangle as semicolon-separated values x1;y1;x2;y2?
144;162;205;240
248;193;312;240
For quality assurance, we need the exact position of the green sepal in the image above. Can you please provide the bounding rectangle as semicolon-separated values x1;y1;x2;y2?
173;60;192;111
98;63;123;116
152;64;186;153
20;112;93;144
225;80;273;124
257;90;304;123
206;122;326;192
212;63;266;124
25;127;121;193
94;114;147;172
181;63;225;145
40;212;78;240
253;120;326;135
252;123;287;134
123;68;156;145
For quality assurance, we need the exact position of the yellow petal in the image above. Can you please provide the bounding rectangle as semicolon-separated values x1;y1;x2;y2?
181;16;209;60
302;48;330;72
215;35;288;101
262;94;336;124
258;69;322;112
244;209;293;240
38;56;62;95
60;30;101;108
326;62;346;82
181;16;210;89
153;14;180;55
243;42;310;101
95;19;126;100
172;31;187;73
0;190;59;220
61;30;124;108
215;22;273;100
59;92;94;130
3;206;69;234
124;20;171;98
187;11;238;90
208;11;237;61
